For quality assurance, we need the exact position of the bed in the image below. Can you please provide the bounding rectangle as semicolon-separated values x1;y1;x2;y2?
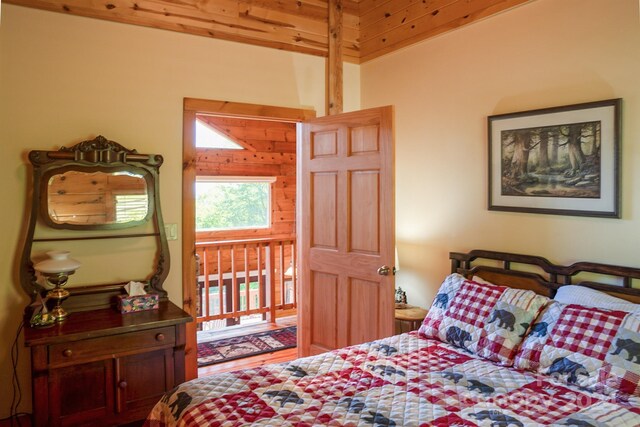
145;250;640;426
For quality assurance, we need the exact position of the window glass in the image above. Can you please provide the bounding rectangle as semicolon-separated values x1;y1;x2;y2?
196;177;274;231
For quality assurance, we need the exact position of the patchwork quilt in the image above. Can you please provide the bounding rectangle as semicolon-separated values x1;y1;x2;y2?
145;332;640;426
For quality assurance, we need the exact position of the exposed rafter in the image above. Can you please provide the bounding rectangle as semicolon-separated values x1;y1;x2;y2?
7;0;534;63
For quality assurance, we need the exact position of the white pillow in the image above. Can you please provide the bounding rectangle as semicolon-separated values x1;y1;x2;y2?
554;285;640;313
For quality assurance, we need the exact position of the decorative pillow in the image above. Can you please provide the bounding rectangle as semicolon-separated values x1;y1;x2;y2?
418;273;550;366
554;285;640;314
514;301;640;397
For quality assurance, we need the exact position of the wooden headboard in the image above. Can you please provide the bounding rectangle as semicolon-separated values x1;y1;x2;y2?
450;250;640;304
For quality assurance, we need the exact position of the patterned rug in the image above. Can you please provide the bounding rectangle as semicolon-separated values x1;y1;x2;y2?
197;326;297;367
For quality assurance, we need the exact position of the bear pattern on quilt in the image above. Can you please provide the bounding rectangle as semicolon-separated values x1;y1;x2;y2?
419;274;550;366
145;332;640;427
514;301;640;398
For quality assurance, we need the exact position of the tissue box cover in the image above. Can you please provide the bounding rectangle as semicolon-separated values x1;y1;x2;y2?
117;293;159;313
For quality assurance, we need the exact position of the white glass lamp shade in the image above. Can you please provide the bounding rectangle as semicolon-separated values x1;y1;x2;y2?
34;251;81;274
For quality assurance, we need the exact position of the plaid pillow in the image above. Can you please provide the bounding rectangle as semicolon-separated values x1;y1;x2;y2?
514;301;640;397
419;274;550;366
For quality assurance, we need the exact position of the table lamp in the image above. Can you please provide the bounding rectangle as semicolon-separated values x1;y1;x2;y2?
33;251;81;322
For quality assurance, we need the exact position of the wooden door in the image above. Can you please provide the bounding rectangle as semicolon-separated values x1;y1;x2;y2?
298;106;395;356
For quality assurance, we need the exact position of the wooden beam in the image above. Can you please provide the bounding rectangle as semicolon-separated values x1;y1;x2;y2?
327;0;344;115
5;0;361;63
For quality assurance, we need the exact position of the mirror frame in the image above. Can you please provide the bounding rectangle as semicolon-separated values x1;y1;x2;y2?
20;136;170;310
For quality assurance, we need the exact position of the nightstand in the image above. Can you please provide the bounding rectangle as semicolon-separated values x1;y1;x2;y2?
395;305;428;334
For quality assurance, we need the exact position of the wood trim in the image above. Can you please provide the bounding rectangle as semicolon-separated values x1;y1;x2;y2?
6;0;361;63
182;98;315;380
9;0;534;64
182;108;198;381
184;98;316;121
327;0;343;115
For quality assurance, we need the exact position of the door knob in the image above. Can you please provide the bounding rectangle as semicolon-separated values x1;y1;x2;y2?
377;265;391;276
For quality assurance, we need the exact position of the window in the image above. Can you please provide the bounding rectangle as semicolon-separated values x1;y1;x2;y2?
115;194;148;223
195;119;243;149
196;176;275;231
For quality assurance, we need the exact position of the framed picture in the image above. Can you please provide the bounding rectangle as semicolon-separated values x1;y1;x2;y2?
488;98;621;218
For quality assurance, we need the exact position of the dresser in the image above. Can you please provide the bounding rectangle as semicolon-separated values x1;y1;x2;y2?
24;301;191;427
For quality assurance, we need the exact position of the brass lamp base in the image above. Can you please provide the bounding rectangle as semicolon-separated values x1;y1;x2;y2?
46;273;71;322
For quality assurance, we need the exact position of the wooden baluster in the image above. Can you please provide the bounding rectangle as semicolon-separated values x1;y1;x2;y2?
203;247;210;318
291;240;296;307
279;241;285;308
244;244;250;314
257;243;265;316
266;242;276;323
217;246;223;316
231;246;239;317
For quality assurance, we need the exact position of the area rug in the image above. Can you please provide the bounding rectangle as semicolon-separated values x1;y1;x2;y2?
197;326;297;367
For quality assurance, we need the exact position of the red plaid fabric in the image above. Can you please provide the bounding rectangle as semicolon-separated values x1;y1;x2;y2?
549;305;626;361
513;343;544;370
181;391;278;426
498;380;600;424
426;413;478;427
446;281;505;328
294;368;390;400
477;333;517;363
407;378;479;411
599;364;640;396
390;343;473;372
236;368;284;390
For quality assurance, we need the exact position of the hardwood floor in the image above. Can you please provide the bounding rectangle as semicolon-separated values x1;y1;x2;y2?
197;316;298;378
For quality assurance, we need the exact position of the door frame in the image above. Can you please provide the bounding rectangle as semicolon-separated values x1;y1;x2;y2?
182;98;315;380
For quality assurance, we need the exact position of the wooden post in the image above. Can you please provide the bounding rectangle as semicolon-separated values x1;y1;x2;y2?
327;0;343;115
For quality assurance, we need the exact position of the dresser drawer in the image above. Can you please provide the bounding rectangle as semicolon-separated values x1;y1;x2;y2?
49;327;175;367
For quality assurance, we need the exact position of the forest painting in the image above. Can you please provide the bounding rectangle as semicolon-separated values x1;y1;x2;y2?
500;120;601;198
488;99;620;217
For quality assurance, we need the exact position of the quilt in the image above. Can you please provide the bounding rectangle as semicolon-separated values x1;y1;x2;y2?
145;332;640;427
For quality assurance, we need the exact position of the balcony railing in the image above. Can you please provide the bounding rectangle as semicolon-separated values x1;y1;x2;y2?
195;237;296;327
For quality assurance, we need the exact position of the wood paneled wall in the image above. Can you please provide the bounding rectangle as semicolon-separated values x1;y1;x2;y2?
195;116;296;241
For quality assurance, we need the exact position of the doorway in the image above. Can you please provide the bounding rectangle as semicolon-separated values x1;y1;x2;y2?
182;98;316;379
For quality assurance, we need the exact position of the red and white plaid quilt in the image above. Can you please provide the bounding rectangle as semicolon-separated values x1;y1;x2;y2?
145;332;640;426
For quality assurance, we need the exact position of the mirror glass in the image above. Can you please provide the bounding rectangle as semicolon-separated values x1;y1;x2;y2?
46;170;149;226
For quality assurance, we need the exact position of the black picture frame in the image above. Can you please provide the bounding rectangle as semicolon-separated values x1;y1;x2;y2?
488;98;621;218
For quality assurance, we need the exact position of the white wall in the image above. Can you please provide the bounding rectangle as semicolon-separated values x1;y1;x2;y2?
362;0;640;309
0;4;360;417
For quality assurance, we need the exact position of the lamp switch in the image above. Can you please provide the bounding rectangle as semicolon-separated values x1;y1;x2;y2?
165;223;178;241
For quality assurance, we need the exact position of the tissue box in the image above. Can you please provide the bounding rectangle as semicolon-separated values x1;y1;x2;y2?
116;293;159;313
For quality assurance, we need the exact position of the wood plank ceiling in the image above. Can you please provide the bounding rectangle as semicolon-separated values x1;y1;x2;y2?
6;0;531;63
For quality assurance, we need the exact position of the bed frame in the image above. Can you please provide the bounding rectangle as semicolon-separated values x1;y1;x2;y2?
450;249;640;304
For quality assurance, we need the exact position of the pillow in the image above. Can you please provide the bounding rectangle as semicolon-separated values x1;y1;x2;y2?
419;273;550;366
514;301;640;397
554;285;640;313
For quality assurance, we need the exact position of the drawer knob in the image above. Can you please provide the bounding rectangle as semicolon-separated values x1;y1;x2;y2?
119;380;128;389
156;333;165;341
62;349;73;358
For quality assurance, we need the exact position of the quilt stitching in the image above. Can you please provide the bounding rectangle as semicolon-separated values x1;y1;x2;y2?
550;305;626;360
446;281;504;328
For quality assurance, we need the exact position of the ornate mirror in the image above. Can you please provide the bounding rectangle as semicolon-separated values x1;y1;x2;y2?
20;136;169;313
